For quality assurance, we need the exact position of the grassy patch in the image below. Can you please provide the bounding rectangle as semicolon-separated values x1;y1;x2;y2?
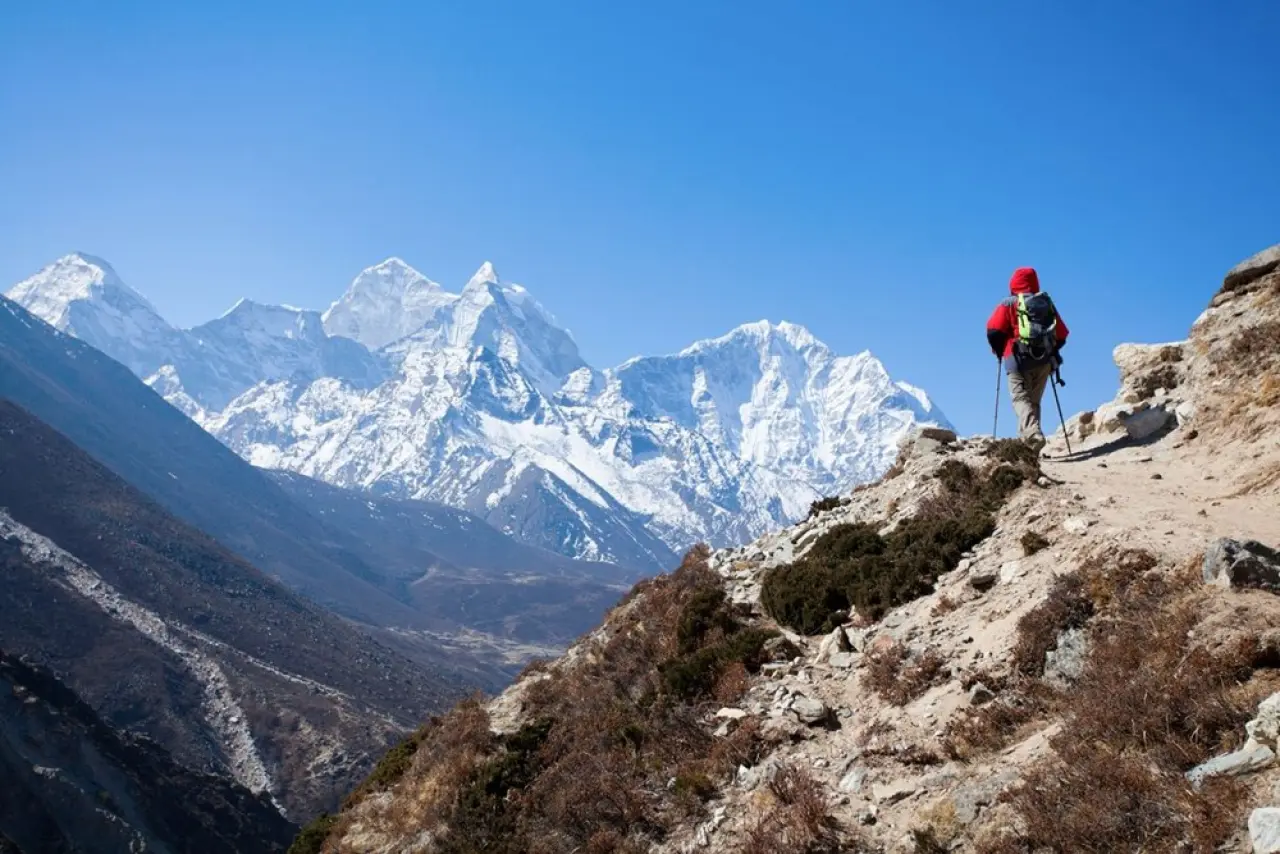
287;814;336;854
763;454;1036;633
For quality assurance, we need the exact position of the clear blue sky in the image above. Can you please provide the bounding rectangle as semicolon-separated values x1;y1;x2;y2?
3;1;1278;435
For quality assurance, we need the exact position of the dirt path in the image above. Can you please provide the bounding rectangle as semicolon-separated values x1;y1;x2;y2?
1041;427;1280;565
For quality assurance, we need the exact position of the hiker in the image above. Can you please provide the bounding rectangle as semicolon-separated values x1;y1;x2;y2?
985;267;1069;450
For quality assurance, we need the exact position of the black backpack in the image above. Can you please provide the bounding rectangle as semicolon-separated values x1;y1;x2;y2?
1014;292;1060;363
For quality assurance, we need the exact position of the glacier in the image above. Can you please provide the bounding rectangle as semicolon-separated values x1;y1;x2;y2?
7;253;952;573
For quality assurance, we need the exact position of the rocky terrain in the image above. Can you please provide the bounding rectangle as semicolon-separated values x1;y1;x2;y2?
0;649;296;854
302;242;1280;853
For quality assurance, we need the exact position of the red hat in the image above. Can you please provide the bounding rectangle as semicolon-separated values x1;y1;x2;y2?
1009;267;1040;295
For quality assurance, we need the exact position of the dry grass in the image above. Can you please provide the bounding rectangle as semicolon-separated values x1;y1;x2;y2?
740;764;850;854
865;642;948;706
319;544;792;854
1010;571;1093;678
980;553;1270;853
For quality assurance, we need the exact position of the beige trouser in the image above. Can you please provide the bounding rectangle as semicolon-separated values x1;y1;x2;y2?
1008;362;1054;441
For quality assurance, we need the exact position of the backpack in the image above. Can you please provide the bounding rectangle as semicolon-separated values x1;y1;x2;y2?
1014;292;1060;363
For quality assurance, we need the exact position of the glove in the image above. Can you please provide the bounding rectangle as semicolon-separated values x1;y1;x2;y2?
986;330;1006;357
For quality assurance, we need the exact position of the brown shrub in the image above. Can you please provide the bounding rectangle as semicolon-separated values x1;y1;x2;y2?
865;642;948;706
1010;572;1093;678
987;557;1265;853
1225;319;1280;369
1019;530;1050;556
931;594;958;617
941;692;1043;761
741;764;848;854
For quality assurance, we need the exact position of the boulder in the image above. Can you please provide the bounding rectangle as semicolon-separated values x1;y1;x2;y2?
1203;538;1280;593
1186;740;1275;788
816;626;852;663
968;683;996;706
838;765;868;794
968;570;999;592
1114;342;1186;403
1224;243;1280;293
715;707;748;721
1249;692;1280;747
1120;405;1174;440
918;426;958;445
828;652;856;670
1251;807;1280;853
1062;516;1093;535
1044;627;1089;687
790;695;830;725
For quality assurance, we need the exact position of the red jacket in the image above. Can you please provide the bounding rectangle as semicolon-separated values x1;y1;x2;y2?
986;267;1069;369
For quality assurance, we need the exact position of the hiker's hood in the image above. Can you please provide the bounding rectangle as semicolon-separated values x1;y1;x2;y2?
1010;267;1040;295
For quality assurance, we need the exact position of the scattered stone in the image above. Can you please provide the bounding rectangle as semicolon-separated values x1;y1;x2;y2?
837;765;867;793
828;652;856;670
919;426;958;444
813;758;829;769
1187;741;1276;788
999;560;1024;583
968;683;996;706
790;695;830;725
715;707;748;721
872;781;918;805
968;570;999;592
952;771;1019;825
1203;538;1280;593
1150;473;1163;480
1251;808;1280;853
1062;516;1093;535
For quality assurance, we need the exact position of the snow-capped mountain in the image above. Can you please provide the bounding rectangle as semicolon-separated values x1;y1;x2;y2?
7;254;951;572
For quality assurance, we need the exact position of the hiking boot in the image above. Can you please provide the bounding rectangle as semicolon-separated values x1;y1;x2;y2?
1025;433;1047;454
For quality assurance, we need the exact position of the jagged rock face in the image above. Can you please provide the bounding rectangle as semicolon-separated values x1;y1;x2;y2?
0;651;296;854
7;256;950;572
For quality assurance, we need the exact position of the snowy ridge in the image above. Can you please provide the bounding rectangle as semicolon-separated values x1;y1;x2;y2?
7;254;951;572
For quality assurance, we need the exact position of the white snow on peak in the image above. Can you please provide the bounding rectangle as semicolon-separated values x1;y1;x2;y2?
10;252;952;573
322;257;455;350
466;261;500;289
6;252;162;330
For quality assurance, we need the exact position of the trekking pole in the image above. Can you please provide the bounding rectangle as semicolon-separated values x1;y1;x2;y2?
1050;373;1072;456
992;356;1002;437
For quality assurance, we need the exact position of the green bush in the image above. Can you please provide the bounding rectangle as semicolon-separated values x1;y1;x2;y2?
763;458;1032;633
287;813;336;854
807;496;842;519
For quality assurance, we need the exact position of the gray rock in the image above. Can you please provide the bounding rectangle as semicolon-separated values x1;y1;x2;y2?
1044;627;1089;687
968;570;999;592
1250;807;1280;853
816;626;852;662
1203;538;1280;592
838;766;867;793
1186;740;1275;787
1249;692;1280;747
968;683;996;706
951;771;1019;824
715;707;748;721
1224;243;1280;292
918;426;958;445
1062;516;1093;535
1119;405;1173;440
790;695;829;725
828;652;856;670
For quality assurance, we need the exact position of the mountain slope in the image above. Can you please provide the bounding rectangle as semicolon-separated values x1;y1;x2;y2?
309;241;1280;854
0;398;459;818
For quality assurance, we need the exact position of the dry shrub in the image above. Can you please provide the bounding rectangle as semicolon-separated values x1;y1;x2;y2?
865;642;948;706
808;496;842;519
741;764;847;854
1019;530;1050;556
1225;319;1280;369
941;692;1042;761
1010;572;1093;678
986;558;1266;853
931;594;958;616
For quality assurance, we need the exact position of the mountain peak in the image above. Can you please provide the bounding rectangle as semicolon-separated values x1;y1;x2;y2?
5;253;163;331
322;258;454;350
681;319;825;357
465;262;500;290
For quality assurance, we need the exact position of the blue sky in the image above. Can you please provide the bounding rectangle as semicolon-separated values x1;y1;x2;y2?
2;1;1278;435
